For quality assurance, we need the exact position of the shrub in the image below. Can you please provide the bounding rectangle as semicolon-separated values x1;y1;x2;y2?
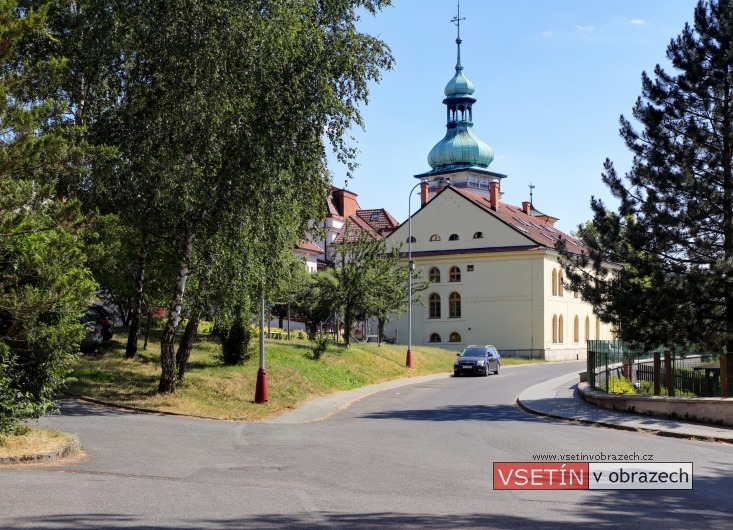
606;376;637;395
292;330;308;340
197;320;214;335
310;333;331;360
220;316;252;365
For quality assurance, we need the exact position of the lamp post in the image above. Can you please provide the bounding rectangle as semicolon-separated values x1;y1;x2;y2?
406;180;425;368
255;290;268;403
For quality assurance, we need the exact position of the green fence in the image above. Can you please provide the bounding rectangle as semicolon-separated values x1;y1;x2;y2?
586;341;732;398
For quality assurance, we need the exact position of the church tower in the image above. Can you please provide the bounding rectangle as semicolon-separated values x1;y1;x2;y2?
415;1;506;204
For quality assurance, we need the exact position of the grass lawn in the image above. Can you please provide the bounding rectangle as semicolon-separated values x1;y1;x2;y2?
66;329;543;422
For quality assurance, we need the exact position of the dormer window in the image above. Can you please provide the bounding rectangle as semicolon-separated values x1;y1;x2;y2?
430;234;441;241
449;234;459;241
370;212;379;222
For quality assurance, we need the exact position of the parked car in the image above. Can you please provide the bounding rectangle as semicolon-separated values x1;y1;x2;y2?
454;345;501;377
85;305;114;341
79;318;104;354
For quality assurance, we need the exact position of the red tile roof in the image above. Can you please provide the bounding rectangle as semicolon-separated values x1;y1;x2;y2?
295;240;323;255
453;187;586;255
356;208;400;233
333;214;380;243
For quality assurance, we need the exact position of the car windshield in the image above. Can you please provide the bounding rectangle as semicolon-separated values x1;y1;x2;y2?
461;348;486;357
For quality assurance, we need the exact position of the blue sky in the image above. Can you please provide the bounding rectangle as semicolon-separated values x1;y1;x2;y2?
328;0;698;234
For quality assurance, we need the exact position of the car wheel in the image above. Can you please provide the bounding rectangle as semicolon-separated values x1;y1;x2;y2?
494;363;500;375
484;365;489;377
454;371;460;377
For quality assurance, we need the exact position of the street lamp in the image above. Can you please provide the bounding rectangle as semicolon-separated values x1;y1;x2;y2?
406;176;449;369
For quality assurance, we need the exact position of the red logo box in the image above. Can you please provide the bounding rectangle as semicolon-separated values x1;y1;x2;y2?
493;462;589;490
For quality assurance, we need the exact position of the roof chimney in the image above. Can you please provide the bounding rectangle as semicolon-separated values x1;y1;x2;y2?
522;201;531;215
332;188;358;219
489;181;500;212
420;181;429;206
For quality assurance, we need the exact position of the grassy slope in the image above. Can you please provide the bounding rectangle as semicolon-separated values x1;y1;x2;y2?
67;330;541;422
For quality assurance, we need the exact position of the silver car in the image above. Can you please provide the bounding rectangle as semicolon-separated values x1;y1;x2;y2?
454;345;501;377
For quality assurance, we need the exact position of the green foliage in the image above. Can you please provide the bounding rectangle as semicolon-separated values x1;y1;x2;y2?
219;313;252;366
324;220;427;346
606;376;637;395
0;2;97;434
560;0;733;351
310;333;331;360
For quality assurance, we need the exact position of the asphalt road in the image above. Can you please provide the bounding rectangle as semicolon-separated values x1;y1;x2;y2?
2;361;732;529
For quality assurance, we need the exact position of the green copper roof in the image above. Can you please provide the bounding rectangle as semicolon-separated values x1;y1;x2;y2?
444;65;475;97
427;29;494;172
428;125;494;169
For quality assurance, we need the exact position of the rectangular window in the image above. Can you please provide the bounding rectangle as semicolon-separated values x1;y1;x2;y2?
467;265;474;271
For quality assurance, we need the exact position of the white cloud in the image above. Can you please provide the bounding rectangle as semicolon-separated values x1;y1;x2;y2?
541;31;553;38
630;19;646;25
575;25;595;32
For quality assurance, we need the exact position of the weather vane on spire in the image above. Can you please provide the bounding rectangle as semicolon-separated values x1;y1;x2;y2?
529;182;536;205
451;0;465;41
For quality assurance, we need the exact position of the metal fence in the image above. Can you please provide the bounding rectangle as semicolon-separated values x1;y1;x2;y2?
586;340;732;398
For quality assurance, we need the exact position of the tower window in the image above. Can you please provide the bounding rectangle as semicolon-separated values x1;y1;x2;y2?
473;231;483;239
430;234;441;241
449;234;459;241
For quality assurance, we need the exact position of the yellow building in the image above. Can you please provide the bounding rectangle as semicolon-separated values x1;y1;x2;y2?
385;17;617;361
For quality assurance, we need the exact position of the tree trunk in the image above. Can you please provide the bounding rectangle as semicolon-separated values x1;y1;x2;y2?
159;224;195;393
125;237;148;359
377;317;385;346
143;313;152;350
176;309;200;381
278;310;284;329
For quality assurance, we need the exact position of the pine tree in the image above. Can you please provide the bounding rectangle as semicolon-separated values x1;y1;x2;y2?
562;0;733;351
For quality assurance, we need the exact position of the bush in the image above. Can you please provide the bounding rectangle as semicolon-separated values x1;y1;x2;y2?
292;330;308;340
606;376;637;395
220;316;252;365
310;333;331;360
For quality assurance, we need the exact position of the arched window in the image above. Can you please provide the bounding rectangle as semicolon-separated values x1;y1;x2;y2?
429;267;440;282
585;316;590;341
558;270;564;297
473;231;484;239
573;316;579;343
552;269;558;296
449;266;461;282
595;317;600;339
430;234;441;241
429;333;441;343
552;315;558;343
449;292;461;318
429;293;441;319
558;314;564;343
449;332;462;342
449;234;459;241
406;236;416;243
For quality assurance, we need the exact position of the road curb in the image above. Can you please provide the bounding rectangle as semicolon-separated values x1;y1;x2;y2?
0;435;81;465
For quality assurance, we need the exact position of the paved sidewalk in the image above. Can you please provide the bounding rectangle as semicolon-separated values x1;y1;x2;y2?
517;372;733;443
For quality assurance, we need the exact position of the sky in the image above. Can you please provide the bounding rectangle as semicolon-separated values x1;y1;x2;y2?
327;0;699;234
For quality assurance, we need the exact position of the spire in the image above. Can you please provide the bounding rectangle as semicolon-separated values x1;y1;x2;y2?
427;2;493;172
451;0;466;73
